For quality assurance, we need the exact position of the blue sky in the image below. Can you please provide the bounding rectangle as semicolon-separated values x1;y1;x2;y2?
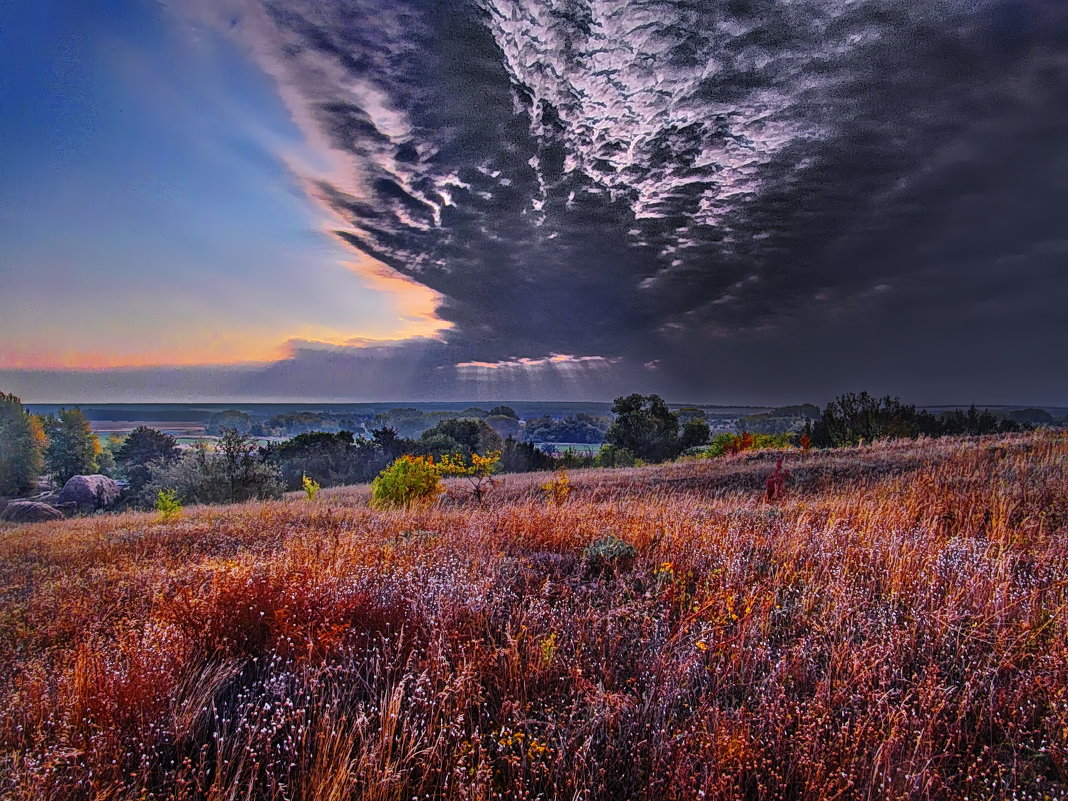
0;0;433;369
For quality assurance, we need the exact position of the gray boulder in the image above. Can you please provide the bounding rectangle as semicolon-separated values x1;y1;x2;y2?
55;474;120;512
1;501;65;523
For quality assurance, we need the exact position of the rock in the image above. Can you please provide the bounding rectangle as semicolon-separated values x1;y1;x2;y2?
0;501;65;523
55;475;120;512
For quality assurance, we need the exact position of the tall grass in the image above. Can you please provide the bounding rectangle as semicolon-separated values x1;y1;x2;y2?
0;432;1065;800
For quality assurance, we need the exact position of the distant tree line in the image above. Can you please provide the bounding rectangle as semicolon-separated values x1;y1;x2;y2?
1;387;1061;511
803;392;1041;448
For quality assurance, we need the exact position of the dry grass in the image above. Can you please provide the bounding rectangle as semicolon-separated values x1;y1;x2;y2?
1;432;1066;800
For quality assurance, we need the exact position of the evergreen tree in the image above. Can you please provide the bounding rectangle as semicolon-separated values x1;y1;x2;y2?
0;392;46;496
43;408;99;485
115;426;180;493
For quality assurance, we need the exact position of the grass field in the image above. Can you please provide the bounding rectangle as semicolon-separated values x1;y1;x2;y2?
1;432;1066;799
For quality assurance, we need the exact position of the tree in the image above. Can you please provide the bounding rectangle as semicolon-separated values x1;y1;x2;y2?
484;414;521;439
678;418;711;451
272;431;362;489
418;419;503;458
500;438;554;473
1008;408;1053;426
488;406;518;419
814;392;922;447
205;409;255;435
143;430;282;506
0;392;46;496
217;428;282;503
115;426;180;493
676;406;707;424
605;394;681;462
43;408;98;485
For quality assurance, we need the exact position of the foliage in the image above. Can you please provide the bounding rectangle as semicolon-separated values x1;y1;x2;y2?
42;408;98;485
807;394;1035;447
582;535;637;573
700;431;794;458
204;409;255;435
438;451;502;505
418;419;503;459
1008;407;1054;425
115;426;180;494
370;454;445;509
301;474;321;501
270;431;370;490
484;414;521;439
522;413;608;444
142;430;283;506
154;488;182;522
605;394;682;462
500;437;555;473
595;443;637;468
0;392;46;496
678;418;711;451
811;392;929;447
540;468;571;506
675;406;707;424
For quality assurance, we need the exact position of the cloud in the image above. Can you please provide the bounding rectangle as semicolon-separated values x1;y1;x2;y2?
141;1;1068;401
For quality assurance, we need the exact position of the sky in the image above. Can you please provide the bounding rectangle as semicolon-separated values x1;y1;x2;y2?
1;0;1066;404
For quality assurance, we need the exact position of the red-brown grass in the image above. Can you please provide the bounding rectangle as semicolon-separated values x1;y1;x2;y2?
0;432;1066;800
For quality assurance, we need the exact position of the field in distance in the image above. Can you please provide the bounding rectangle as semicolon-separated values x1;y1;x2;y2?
1;432;1066;799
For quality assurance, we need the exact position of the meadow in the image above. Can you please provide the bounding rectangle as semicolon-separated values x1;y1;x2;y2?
0;432;1066;800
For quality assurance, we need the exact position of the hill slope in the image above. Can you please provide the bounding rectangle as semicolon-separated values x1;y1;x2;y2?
1;433;1066;800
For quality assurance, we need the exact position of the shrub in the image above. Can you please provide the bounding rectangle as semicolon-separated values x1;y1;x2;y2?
301;474;321;500
700;431;794;458
583;535;637;573
155;489;182;522
371;455;444;509
438;451;502;505
139;433;284;507
595;444;637;468
540;468;571;506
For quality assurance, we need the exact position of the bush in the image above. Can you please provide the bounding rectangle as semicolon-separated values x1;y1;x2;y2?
583;535;637;574
700;431;794;458
155;489;182;522
371;455;444;510
595;444;637;468
540;469;571;506
438;451;502;505
141;431;284;507
301;474;321;500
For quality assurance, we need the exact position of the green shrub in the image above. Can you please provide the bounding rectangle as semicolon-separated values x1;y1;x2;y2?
583;535;637;574
155;489;182;522
595;444;637;468
699;431;794;458
370;455;443;510
301;474;321;500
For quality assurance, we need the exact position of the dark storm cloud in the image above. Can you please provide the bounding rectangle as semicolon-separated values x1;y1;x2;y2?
177;0;1068;401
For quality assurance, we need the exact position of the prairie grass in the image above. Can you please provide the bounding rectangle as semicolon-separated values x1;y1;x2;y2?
0;432;1066;800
